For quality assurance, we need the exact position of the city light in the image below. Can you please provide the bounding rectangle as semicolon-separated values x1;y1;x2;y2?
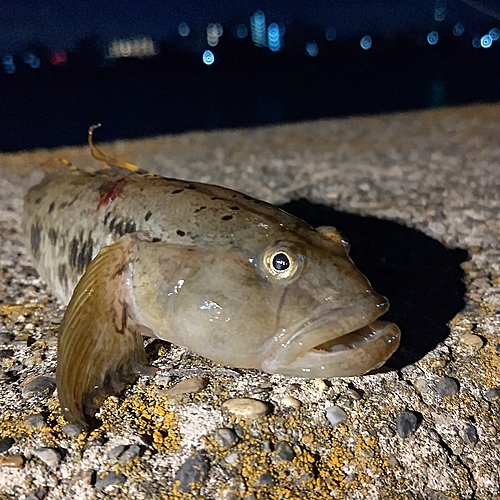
236;24;248;39
360;35;372;50
207;23;223;47
325;27;337;41
480;34;492;48
453;23;464;36
305;41;319;57
427;31;439;45
178;22;190;37
23;52;41;69
251;10;266;47
2;53;15;74
489;28;500;41
202;50;215;65
268;23;282;52
108;38;156;59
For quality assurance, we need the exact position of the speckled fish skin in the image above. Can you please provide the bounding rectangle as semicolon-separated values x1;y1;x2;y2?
23;158;400;426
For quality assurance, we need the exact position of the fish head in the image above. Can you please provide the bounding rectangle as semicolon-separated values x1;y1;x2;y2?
133;223;400;378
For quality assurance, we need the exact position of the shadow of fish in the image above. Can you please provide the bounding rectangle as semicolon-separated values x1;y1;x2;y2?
23;127;400;426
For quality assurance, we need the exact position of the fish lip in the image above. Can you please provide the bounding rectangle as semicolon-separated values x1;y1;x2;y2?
261;293;401;377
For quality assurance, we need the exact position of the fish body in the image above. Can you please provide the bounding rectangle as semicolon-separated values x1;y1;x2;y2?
23;153;400;425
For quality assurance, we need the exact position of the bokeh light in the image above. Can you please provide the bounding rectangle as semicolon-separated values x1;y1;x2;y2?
427;31;439;45
202;49;215;65
305;41;319;57
360;35;372;50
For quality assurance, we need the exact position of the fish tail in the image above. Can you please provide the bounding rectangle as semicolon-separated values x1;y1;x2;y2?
56;233;153;426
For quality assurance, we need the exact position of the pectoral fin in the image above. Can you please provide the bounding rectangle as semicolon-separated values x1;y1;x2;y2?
56;234;152;426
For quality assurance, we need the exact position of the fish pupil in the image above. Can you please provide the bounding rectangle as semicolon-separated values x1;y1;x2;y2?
272;253;290;271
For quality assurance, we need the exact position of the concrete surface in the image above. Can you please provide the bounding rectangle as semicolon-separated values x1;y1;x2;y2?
0;104;499;499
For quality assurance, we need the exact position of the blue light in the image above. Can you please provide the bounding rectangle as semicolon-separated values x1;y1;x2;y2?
268;22;281;52
427;31;439;45
305;41;318;57
236;24;248;39
251;10;266;47
453;23;464;36
472;36;481;48
2;53;15;74
489;28;500;41
325;27;337;41
23;52;41;69
178;22;190;37
481;34;492;48
202;50;214;65
360;35;372;50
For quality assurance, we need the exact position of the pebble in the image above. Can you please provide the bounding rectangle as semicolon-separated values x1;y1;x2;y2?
224;452;239;465
0;455;24;467
0;437;15;453
0;349;14;358
94;471;127;490
280;396;301;409
32;448;61;467
460;333;484;349
395;411;418;438
214;428;238;448
25;414;46;428
163;377;208;396
118;444;141;463
462;425;478;445
22;376;56;395
253;471;274;488
436;377;459;398
485;388;500;401
325;406;348;428
274;441;295;461
414;379;429;393
221;398;270;419
107;445;127;460
314;379;329;391
174;451;210;493
346;388;362;400
61;423;85;437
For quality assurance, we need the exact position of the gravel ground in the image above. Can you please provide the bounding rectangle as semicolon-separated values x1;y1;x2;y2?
1;104;499;499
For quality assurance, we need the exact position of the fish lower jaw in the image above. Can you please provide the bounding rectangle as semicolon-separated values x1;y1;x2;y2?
261;320;401;378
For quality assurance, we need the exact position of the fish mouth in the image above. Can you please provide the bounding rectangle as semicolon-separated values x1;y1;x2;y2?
261;293;401;378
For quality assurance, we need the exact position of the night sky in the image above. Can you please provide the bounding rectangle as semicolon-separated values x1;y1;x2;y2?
0;0;456;53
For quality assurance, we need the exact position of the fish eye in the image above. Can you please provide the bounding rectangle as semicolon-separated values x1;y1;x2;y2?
264;249;300;279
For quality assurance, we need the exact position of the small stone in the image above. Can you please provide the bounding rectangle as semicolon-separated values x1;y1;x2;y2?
25;414;46;428
214;428;237;448
346;388;362;400
107;445;127;460
280;396;301;409
395;411;418;438
325;406;348;428
485;388;500;401
61;424;85;437
253;471;273;488
0;437;15;453
462;425;478;445
0;333;12;343
460;333;484;349
314;379;329;391
94;471;127;490
174;451;210;493
436;377;459;398
274;441;295;461
0;349;14;358
33;448;61;467
164;377;208;396
27;487;48;500
118;444;141;463
221;398;270;419
22;376;56;395
261;439;272;452
224;452;239;465
0;455;24;467
414;379;429;393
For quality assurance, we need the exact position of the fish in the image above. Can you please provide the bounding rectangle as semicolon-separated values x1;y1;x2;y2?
22;126;401;426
